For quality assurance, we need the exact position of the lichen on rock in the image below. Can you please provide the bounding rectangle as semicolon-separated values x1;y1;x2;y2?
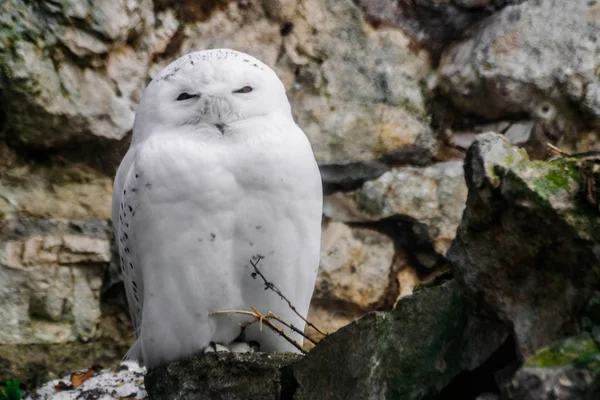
449;133;600;358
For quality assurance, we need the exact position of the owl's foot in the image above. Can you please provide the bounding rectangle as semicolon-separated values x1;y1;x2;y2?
204;342;230;353
228;341;260;353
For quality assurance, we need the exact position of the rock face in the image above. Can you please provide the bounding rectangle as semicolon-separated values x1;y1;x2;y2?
0;0;158;146
324;161;468;258
356;0;526;57
438;0;600;139
449;133;600;358
0;219;111;344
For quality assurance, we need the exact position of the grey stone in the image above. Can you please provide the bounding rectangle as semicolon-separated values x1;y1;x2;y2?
448;133;600;358
356;0;525;56
504;121;534;145
293;280;507;400
145;352;300;400
323;161;468;257
318;159;389;194
438;0;600;140
316;221;394;310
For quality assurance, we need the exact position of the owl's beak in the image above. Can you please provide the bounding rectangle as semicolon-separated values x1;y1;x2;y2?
199;94;232;123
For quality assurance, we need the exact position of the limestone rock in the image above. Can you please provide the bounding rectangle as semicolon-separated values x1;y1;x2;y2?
0;162;113;220
0;304;135;389
448;133;600;358
356;0;525;56
438;0;600;139
503;333;600;400
145;353;300;400
324;161;467;257
303;304;360;350
0;0;161;146
315;221;394;310
0;219;111;344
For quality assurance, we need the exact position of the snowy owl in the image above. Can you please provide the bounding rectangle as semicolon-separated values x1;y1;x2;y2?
112;49;322;368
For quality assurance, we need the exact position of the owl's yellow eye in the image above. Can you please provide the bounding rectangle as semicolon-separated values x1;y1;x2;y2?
233;86;253;94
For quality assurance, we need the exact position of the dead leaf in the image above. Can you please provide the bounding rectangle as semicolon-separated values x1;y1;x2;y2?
70;368;95;388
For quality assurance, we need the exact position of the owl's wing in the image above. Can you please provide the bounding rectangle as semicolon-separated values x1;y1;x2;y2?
112;149;145;359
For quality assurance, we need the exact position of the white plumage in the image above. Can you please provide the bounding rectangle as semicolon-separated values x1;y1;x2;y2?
112;49;322;368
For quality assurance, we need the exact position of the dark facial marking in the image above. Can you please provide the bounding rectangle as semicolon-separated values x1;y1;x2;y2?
213;124;226;135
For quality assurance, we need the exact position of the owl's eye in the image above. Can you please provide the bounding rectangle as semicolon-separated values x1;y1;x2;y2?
176;92;199;101
233;86;253;94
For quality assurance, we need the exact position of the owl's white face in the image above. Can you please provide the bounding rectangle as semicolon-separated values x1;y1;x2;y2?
133;49;291;141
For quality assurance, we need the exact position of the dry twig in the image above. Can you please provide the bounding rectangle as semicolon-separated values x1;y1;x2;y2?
249;255;328;337
547;143;570;160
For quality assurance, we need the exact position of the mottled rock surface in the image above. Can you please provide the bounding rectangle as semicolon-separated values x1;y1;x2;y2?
293;280;506;400
449;133;600;358
145;352;300;400
0;219;111;344
316;221;394;310
324;161;468;257
439;0;600;139
356;0;526;57
504;334;600;400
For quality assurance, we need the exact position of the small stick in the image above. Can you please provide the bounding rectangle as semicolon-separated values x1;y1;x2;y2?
250;255;328;337
266;311;318;345
547;143;570;159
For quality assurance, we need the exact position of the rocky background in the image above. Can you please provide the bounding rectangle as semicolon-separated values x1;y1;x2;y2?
0;0;599;398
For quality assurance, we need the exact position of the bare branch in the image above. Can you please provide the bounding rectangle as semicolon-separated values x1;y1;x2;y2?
249;255;328;337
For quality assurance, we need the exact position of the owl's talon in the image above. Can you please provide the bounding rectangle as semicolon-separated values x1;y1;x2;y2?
204;342;230;353
228;341;259;353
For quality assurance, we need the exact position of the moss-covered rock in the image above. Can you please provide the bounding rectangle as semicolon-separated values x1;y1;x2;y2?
449;133;600;359
292;280;507;400
504;333;600;400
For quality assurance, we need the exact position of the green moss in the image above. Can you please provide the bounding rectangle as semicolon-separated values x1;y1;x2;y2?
525;333;599;368
529;160;579;199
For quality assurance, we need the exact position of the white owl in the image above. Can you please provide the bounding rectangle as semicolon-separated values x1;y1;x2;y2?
112;49;322;369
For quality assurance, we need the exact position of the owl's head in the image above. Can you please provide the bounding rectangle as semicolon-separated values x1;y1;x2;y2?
133;49;292;140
